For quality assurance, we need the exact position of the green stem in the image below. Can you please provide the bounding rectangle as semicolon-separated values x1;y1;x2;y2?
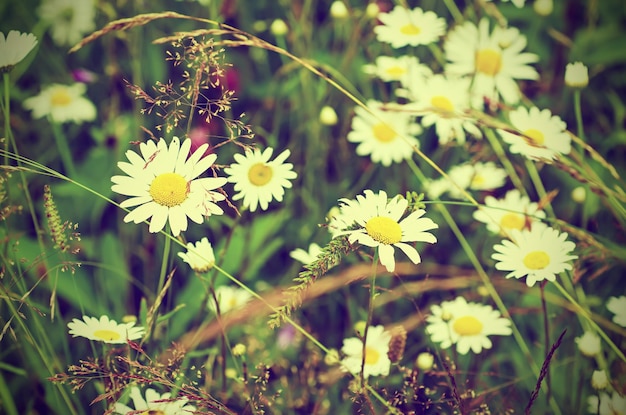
0;366;18;415
443;0;465;23
573;89;585;142
484;128;527;194
524;159;555;217
50;121;76;178
360;250;379;387
2;73;9;167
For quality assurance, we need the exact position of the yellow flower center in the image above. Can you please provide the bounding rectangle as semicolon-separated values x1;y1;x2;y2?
372;123;396;143
522;128;545;146
523;250;550;270
431;95;455;113
248;163;273;186
470;174;485;188
51;89;72;107
228;297;238;309
365;216;402;245
149;173;188;207
500;213;526;230
140;411;166;415
475;49;502;76
452;315;483;336
400;24;421;35
364;346;380;365
385;66;407;77
93;329;121;342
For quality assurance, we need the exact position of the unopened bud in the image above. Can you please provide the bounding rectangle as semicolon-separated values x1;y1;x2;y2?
330;1;349;19
320;105;338;126
533;0;553;16
270;19;288;37
565;62;589;89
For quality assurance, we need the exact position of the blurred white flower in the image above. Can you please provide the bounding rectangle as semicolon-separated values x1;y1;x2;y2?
290;242;323;265
0;30;37;72
341;325;391;378
209;285;252;314
38;0;96;46
178;237;215;273
374;6;446;48
576;331;601;357
114;386;196;415
23;83;96;124
607;296;626;327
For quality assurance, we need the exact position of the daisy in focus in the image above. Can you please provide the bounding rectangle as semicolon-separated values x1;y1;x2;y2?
178;237;215;273
333;190;438;272
444;18;539;107
111;137;226;237
23;83;96;124
473;189;546;234
38;0;96;46
498;106;571;161
224;147;297;212
67;315;144;344
113;386;196;415
426;296;512;355
607;296;626;327
290;242;323;265
347;100;422;167
374;6;446;48
492;225;577;287
340;325;391;378
208;285;253;314
362;55;432;86
0;30;38;72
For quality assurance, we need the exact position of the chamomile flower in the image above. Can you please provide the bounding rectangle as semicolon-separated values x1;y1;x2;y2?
67;315;145;344
492;225;577;287
362;55;432;86
111;137;226;237
178;237;215;273
113;386;196;415
0;30;38;72
374;6;446;48
208;285;252;314
473;189;546;234
347;100;422;167
333;190;438;272
23;83;96;124
444;18;539;107
38;0;96;47
290;242;323;265
498;106;571;161
423;162;507;200
404;74;481;145
340;325;391;378
607;296;626;327
224;147;297;212
426;296;512;355
587;392;626;414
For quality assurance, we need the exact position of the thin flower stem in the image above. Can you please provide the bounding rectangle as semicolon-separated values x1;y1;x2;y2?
2;73;9;167
157;230;172;300
49;121;77;178
443;0;465;24
360;250;379;387
573;90;585;142
540;283;552;405
483;127;527;195
524;159;555;217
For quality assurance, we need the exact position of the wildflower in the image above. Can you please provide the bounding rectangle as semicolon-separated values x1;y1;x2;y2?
587;392;626;414
330;1;349;19
319;105;338;126
113;386;196;415
232;343;246;356
591;370;609;390
347;100;422;167
416;352;434;370
341;325;392;378
498;106;571;161
333;189;438;272
38;0;96;47
424;162;507;201
363;55;432;86
178;237;215;273
565;61;589;88
492;225;577;287
224;147;297;212
111;137;226;236
374;6;446;48
444;18;539;107
325;348;340;365
67;315;144;344
208;285;252;314
270;19;288;36
404;74;481;145
70;68;97;83
473;189;546;234
0;30;37;72
289;242;323;265
23;83;96;124
426;296;512;355
607;296;626;327
533;0;553;16
576;331;602;357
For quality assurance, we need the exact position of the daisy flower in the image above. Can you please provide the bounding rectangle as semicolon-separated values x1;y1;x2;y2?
426;296;512;355
444;18;539;107
111;137;226;237
290;242;323;265
362;55;432;86
208;285;252;314
0;30;38;72
587;392;626;414
403;73;481;145
333;190;438;272
340;325;391;378
492;225;577;287
498;106;572;161
423;162;507;200
224;147;297;212
473;189;546;234
23;83;96;124
347;100;422;167
374;6;446;48
38;0;96;47
114;386;196;415
607;296;626;327
67;315;144;344
178;237;215;273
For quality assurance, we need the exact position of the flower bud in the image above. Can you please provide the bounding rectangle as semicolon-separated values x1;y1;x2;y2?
365;2;380;18
591;370;609;390
565;62;589;88
571;186;586;203
330;1;349;19
320;105;338;126
575;331;601;357
270;19;288;37
533;0;553;16
416;352;434;371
